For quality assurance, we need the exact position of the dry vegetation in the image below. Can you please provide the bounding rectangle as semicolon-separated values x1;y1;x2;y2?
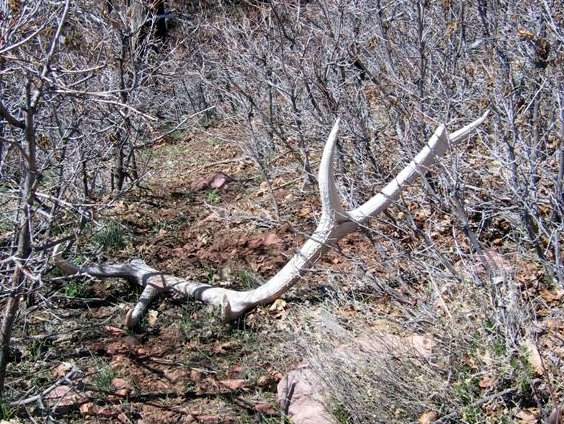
1;0;563;423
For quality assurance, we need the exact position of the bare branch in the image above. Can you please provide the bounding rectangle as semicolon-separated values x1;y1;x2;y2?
0;102;25;129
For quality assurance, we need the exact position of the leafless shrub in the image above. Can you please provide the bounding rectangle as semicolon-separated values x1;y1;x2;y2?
0;0;193;400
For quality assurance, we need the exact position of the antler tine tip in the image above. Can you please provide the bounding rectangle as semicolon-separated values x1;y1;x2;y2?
330;117;340;134
469;109;490;129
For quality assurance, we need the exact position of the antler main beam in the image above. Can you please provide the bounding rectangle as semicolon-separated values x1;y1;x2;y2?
54;111;488;328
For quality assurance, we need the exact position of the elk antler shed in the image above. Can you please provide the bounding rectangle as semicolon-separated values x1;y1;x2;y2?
54;112;489;328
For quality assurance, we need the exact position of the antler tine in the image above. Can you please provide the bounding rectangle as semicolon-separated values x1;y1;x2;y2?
449;110;489;144
348;124;449;223
318;118;344;216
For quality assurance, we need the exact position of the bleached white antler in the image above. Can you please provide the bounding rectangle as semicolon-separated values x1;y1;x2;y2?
54;111;489;327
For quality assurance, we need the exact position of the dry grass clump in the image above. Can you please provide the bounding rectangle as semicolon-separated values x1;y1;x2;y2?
294;269;560;423
297;311;443;423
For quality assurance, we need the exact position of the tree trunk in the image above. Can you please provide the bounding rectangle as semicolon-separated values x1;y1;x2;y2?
0;88;37;399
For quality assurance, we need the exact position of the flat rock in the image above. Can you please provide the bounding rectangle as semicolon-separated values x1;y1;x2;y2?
44;385;88;414
277;364;337;424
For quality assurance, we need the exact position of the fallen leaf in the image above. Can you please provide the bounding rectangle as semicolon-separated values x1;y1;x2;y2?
540;288;564;304
259;181;268;191
97;406;118;418
190;368;203;382
147;309;159;326
258;374;278;386
522;339;544;375
478;374;496;389
52;362;74;378
269;298;287;312
297;207;313;218
254;402;276;414
117;412;130;423
263;233;283;246
516;408;539;423
111;378;131;392
418;411;438;424
227;363;243;377
198;211;223;224
90;307;113;319
546;319;564;330
213;340;241;354
79;402;96;416
517;28;535;40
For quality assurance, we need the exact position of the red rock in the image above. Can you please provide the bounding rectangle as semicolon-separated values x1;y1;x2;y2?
164;368;190;384
208;172;234;189
111;377;131;391
104;325;126;336
117;412;130;423
97;406;117;418
218;379;248;391
44;385;87;414
254;402;276;414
